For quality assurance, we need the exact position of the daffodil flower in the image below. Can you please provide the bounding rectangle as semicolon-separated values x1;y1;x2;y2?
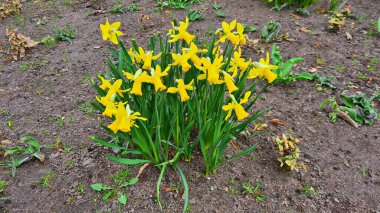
124;70;151;96
100;18;124;45
97;75;112;90
219;20;238;44
168;17;195;44
171;52;192;72
248;52;278;83
197;55;224;85
236;23;246;45
228;47;251;78
128;47;161;70
96;96;118;118
149;65;170;92
222;71;238;94
171;43;206;72
167;79;194;102
108;103;147;133
222;91;251;120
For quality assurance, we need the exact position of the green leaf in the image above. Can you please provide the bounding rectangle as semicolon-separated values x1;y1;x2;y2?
90;136;125;150
117;192;127;205
91;183;111;192
320;98;335;109
21;136;40;151
377;17;380;32
225;143;258;161
103;190;114;201
176;165;189;213
121;178;139;188
107;155;151;165
4;147;24;156
295;73;314;80
282;58;304;77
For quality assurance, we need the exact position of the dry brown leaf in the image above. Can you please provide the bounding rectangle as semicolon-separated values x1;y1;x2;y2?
345;32;352;40
164;187;178;192
254;123;268;131
1;139;13;145
316;7;326;14
269;119;288;126
93;46;102;49
136;163;150;179
309;67;319;73
300;27;311;33
17;34;38;47
230;141;240;150
315;41;321;49
290;13;301;20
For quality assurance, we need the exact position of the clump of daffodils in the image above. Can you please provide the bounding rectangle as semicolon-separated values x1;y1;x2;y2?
93;17;282;211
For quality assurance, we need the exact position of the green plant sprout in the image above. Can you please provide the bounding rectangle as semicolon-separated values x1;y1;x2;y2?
91;169;138;206
0;136;45;177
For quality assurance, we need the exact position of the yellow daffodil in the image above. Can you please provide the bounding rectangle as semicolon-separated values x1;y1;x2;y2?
197;55;224;85
100;18;124;44
96;79;128;118
219;20;238;44
236;23;246;45
171;52;192;72
248;52;278;83
222;71;238;94
168;17;195;44
149;65;170;92
222;91;251;120
96;96;118;118
171;43;206;72
97;75;112;90
128;47;162;70
167;79;194;102
108;103;147;133
124;70;151;96
228;47;251;78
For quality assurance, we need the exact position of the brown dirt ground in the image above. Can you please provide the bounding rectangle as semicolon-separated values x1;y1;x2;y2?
0;0;380;212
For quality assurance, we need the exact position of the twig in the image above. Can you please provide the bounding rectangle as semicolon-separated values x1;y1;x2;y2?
335;109;359;128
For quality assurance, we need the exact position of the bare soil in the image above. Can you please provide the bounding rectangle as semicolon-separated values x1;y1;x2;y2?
0;0;379;212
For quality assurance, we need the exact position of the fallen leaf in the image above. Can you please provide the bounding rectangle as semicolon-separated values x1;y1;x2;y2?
300;27;311;33
290;13;301;20
48;152;60;159
269;119;288;126
315;41;321;49
164;187;178;192
345;32;352;40
93;46;102;49
309;67;319;73
224;187;229;192
254;123;268;131
136;163;150;179
316;7;326;14
230;141;240;150
1;139;12;145
347;85;359;89
316;58;325;66
17;34;39;48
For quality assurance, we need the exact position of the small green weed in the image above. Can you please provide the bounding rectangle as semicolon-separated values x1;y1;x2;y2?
320;92;380;127
0;180;5;193
91;168;138;206
261;20;281;42
241;181;266;202
54;24;76;44
109;4;125;14
127;4;141;12
36;171;56;187
216;11;226;18
0;136;45;177
300;185;317;196
187;9;204;22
